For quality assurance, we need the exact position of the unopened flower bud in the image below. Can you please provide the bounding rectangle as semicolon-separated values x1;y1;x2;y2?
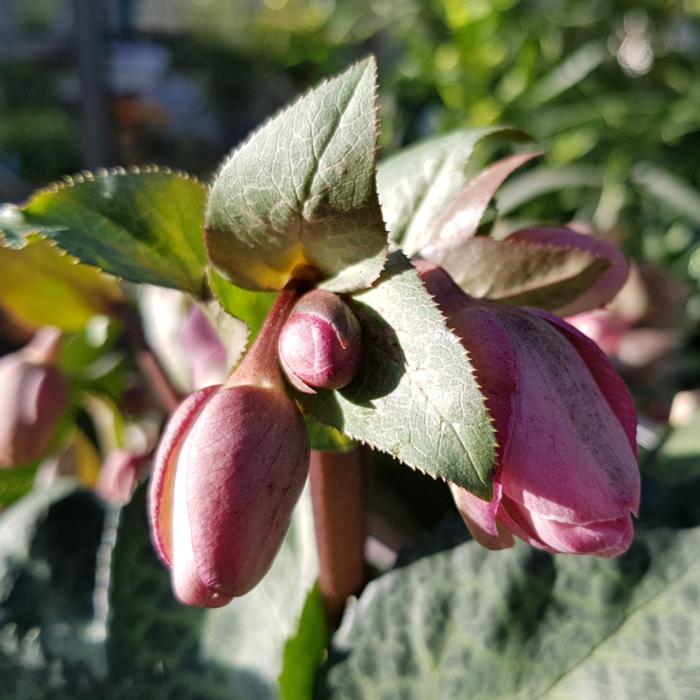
0;328;68;468
278;290;362;392
149;286;310;607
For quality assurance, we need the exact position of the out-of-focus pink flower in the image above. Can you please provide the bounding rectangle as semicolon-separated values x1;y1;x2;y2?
178;305;229;390
140;286;243;393
96;449;151;505
0;328;69;468
419;263;640;557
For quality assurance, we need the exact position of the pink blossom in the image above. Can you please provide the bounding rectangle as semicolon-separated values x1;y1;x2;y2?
419;263;640;557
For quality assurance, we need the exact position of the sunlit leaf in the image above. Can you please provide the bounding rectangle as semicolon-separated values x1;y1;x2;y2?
207;267;277;344
206;58;388;293
377;127;527;253
3;169;209;296
0;235;122;332
419;151;542;260
298;250;496;498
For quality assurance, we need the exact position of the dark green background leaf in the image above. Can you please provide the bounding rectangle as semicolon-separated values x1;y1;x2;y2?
643;410;700;487
322;522;700;699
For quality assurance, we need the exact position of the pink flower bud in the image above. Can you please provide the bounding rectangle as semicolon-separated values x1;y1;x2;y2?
278;290;362;392
149;285;310;607
418;263;640;557
150;382;309;607
0;328;69;468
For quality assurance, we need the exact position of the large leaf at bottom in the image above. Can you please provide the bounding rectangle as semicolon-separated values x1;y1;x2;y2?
2;170;209;296
297;250;496;498
322;524;700;699
0;484;106;698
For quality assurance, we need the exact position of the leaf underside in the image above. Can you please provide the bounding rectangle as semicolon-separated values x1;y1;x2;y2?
1;170;209;297
205;57;388;294
440;236;611;311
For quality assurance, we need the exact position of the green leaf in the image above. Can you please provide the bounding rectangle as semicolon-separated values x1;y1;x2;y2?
305;417;355;452
278;583;328;700
205;58;388;294
4;169;209;296
439;235;610;311
376;127;526;253
524;42;608;107
207;267;277;343
644;410;700;486
322;524;700;699
420;151;542;260
297;250;496;498
0;235;122;332
0;464;39;507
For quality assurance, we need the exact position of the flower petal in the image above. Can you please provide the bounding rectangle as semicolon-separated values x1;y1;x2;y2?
148;385;219;567
450;482;514;550
502;496;633;557
496;309;639;524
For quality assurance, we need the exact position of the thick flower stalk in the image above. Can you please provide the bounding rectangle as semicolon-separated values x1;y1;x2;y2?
149;284;310;607
0;327;69;468
418;262;640;557
278;289;362;392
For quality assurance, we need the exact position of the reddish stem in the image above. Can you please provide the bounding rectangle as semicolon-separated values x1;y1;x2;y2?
118;304;182;415
226;280;307;388
310;447;367;627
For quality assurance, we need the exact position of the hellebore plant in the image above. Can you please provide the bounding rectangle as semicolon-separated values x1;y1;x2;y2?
0;56;642;632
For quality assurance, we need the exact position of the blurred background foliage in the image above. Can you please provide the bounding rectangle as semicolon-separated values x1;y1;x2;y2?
1;2;698;266
2;0;699;405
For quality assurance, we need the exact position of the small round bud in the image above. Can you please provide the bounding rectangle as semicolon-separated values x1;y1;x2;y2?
278;290;362;392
